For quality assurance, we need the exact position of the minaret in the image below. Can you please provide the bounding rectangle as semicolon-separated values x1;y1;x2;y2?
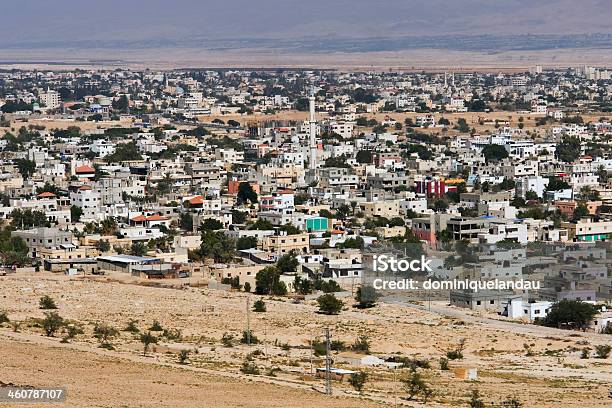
309;88;317;171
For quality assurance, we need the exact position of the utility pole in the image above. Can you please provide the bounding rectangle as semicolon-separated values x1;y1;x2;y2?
246;296;251;346
325;327;332;396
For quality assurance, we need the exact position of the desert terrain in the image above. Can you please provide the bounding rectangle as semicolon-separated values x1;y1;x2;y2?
1;272;610;407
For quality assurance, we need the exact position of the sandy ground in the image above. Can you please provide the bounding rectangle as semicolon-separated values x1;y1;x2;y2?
0;272;610;407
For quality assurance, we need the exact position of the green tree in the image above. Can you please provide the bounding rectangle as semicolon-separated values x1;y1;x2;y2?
355;286;378;308
540;300;598;330
237;182;258;204
482;144;509;162
546;177;571;191
525;190;539;201
236;236;258;250
402;370;433;402
572;204;589;221
200;218;224;231
130;242;147;257
356;150;373;164
14;158;36;178
254;266;287;295
70;205;83;222
277;252;299;273
317;293;343;315
556;136;581;163
199;230;235;262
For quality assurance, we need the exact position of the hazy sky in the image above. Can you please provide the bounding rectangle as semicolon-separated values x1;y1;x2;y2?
1;0;610;47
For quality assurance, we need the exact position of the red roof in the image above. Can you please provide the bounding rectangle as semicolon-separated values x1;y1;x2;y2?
75;165;95;174
188;196;204;205
78;185;92;191
130;215;147;222
37;192;56;198
146;214;169;221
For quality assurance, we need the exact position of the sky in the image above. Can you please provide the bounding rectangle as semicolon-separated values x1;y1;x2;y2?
0;0;610;48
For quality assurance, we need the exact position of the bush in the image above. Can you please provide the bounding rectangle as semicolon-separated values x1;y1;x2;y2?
149;320;163;331
39;295;58;310
240;330;260;345
252;299;266;312
139;331;158;355
178;350;190;364
42;312;64;337
402;370;433;402
124;319;140;333
469;389;485;408
446;338;466;360
351;336;370;353
439;357;449;370
317;293;343;315
594;344;611;359
221;332;235;347
163;328;182;341
0;311;9;325
240;359;260;375
581;348;590;359
348;371;368;393
93;323;119;348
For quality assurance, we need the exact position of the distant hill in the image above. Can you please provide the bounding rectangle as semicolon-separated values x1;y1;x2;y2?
0;0;610;51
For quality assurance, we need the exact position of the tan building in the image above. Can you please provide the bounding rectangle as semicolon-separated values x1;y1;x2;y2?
38;245;98;261
259;233;310;255
359;200;400;219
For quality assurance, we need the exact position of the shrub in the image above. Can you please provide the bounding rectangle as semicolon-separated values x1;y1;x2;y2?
124;319;140;333
0;311;9;325
446;338;466;360
469;389;485;408
39;295;58;310
178;350;190;364
140;331;158;355
348;371;368;393
316;293;343;315
42;311;64;337
351;336;370;353
402;370;433;402
439;357;449;370
221;332;235;347
240;359;260;375
149;320;163;331
93;323;119;349
252;299;266;312
594;344;611;359
240;330;260;344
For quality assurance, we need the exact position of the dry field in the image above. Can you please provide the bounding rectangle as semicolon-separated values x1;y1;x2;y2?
1;272;611;407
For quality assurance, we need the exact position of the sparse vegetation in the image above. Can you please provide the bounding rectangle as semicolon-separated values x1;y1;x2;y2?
39;295;58;310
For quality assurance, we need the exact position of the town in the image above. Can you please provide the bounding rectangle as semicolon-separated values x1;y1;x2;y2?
0;65;611;407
